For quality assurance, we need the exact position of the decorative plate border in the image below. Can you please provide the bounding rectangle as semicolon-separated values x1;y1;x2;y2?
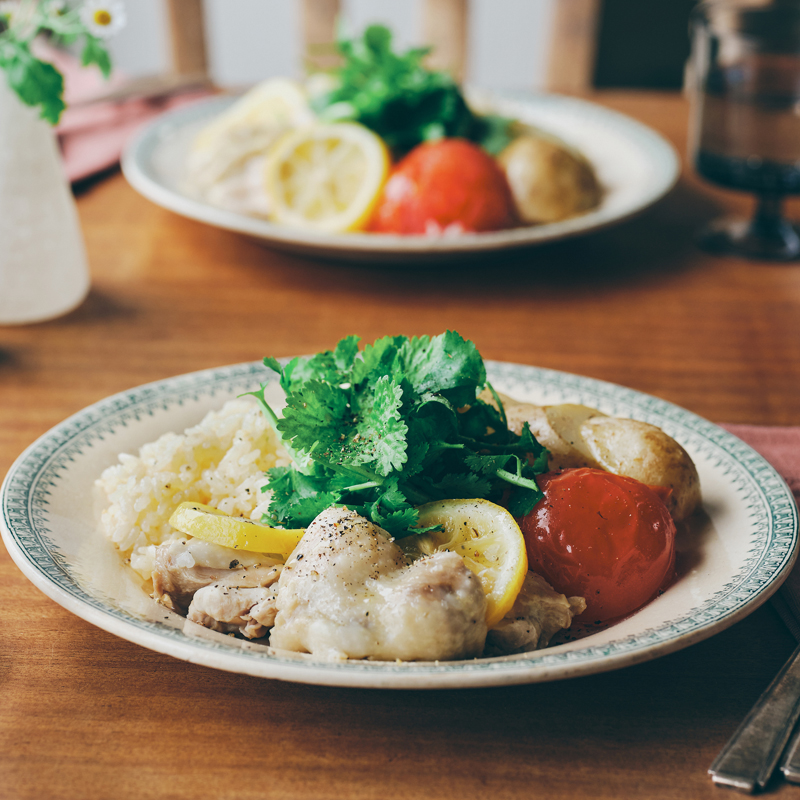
1;361;797;688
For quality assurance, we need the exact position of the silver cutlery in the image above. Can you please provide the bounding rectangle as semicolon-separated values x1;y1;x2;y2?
709;641;800;792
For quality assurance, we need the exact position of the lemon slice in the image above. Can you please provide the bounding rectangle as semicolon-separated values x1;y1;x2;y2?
168;502;305;558
263;122;389;232
402;500;528;628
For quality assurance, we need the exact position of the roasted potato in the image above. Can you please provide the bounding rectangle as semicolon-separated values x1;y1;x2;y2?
497;134;602;224
487;392;701;522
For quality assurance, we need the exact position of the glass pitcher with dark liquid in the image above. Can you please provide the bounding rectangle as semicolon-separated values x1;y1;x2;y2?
689;0;800;260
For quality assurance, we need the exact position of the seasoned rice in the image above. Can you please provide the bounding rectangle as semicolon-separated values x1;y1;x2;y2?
95;397;290;581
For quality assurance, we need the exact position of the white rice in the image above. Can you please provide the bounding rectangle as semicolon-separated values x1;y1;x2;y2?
95;397;290;581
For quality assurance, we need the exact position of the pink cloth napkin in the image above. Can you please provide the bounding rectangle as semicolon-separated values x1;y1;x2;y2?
34;42;212;183
721;424;800;639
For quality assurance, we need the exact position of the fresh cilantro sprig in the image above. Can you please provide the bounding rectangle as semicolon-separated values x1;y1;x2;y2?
309;24;514;156
245;332;548;538
0;1;117;125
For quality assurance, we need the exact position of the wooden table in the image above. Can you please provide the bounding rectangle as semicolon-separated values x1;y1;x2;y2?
2;91;800;800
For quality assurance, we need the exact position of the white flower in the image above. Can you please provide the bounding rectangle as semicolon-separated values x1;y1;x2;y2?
0;0;20;24
80;0;125;38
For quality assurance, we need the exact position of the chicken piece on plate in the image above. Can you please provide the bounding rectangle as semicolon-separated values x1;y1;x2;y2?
187;568;282;639
485;572;586;655
269;507;488;661
152;538;281;615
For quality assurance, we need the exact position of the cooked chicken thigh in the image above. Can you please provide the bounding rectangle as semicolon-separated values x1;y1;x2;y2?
152;538;281;624
269;507;488;661
187;568;281;639
485;572;586;655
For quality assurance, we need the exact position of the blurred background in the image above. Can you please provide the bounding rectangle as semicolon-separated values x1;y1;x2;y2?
107;0;698;93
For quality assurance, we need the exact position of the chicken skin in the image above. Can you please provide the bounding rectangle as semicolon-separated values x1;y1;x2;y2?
269;507;488;661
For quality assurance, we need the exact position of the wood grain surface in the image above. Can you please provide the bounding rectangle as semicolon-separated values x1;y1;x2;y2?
2;92;800;800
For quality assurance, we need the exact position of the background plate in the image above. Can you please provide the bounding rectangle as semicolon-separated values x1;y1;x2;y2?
121;91;680;264
2;361;796;689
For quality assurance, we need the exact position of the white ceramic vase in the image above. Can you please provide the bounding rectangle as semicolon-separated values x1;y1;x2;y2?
0;78;90;325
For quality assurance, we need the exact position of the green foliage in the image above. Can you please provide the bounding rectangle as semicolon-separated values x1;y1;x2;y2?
0;2;115;124
0;38;65;124
310;24;514;155
252;332;548;538
81;34;112;78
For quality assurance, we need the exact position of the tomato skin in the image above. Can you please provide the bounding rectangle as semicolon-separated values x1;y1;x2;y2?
369;138;517;234
520;468;676;623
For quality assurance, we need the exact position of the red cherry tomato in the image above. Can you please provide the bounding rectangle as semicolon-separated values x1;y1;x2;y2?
520;468;676;623
369;138;517;234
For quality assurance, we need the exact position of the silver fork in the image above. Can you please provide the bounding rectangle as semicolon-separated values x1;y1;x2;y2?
709;641;800;792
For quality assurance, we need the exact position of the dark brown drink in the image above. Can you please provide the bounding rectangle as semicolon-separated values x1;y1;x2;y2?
689;2;800;259
695;151;800;195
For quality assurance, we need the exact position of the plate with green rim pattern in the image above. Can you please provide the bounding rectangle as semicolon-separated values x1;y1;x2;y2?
1;360;797;689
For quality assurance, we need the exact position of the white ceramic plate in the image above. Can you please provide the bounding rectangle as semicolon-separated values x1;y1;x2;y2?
121;91;680;264
2;361;796;689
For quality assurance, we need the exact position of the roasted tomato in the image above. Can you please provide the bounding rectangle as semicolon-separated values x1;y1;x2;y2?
369;138;517;234
520;468;676;623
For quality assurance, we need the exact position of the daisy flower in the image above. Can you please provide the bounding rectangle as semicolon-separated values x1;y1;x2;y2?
80;0;125;38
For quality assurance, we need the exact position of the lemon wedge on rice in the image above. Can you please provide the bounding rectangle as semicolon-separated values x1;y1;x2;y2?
401;499;528;629
168;502;304;559
263;122;389;232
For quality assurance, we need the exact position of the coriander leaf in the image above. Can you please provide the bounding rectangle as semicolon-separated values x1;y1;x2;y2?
398;331;485;407
496;463;539;491
408;393;458;440
351;375;407;476
264;492;343;528
277;379;350;454
262;466;341;527
333;335;361;371
463;452;517;476
262;355;298;395
518;421;547;460
424;471;494;500
506;486;544;518
257;332;550;537
370;504;419;537
351;335;405;386
278;341;359;393
310;25;495;155
456;398;511;443
262;356;283;376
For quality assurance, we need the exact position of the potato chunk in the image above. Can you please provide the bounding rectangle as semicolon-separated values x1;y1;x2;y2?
491;392;701;522
497;134;601;224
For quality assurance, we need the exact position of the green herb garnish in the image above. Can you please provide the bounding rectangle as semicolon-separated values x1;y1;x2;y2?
309;24;514;156
246;331;548;538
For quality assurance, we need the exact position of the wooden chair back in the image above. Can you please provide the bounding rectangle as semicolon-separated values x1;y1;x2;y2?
163;0;695;93
164;0;469;86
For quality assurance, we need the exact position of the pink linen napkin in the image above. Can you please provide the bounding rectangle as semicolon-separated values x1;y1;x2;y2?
34;42;212;183
721;424;800;639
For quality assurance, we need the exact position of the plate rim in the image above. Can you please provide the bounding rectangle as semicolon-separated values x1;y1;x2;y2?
2;360;797;689
120;90;681;261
